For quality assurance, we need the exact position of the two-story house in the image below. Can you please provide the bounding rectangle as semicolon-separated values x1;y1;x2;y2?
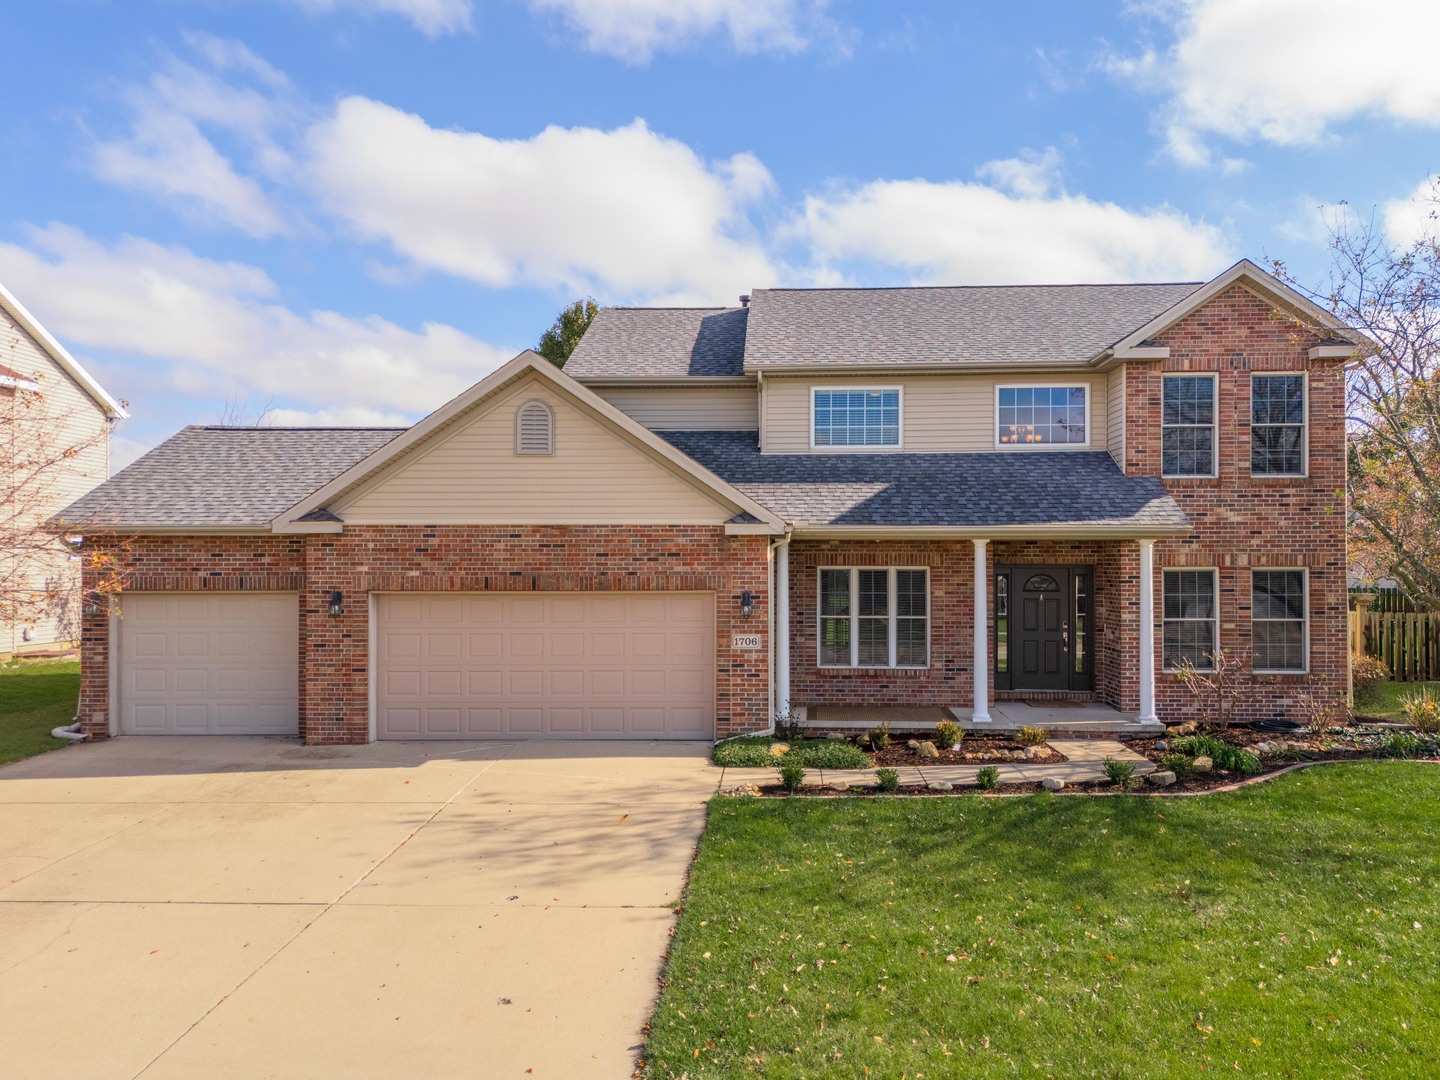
2;282;126;657
58;259;1354;742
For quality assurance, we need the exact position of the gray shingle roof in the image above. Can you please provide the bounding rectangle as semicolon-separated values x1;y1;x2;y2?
56;426;404;529
658;431;1190;530
564;307;747;378
743;283;1203;368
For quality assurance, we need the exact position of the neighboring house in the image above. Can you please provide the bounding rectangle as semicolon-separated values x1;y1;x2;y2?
58;259;1356;742
1;283;126;657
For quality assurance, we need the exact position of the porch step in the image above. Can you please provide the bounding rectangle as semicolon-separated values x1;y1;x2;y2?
798;703;1164;739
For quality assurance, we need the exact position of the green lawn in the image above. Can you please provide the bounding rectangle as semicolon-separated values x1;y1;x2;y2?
645;764;1440;1078
1355;680;1440;722
0;658;81;766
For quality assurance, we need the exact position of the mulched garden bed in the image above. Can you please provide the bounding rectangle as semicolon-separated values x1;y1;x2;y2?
864;735;1064;767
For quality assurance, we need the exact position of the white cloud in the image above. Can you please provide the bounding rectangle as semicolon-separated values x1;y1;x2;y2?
525;0;830;62
287;0;474;36
1385;176;1440;245
92;35;303;236
792;154;1230;285
306;98;776;302
0;223;513;417
1106;0;1440;166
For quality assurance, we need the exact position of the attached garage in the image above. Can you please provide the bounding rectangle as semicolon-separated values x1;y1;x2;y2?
116;593;299;735
375;592;716;740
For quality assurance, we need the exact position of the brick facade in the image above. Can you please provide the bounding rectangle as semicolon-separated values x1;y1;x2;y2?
81;285;1347;737
80;526;770;743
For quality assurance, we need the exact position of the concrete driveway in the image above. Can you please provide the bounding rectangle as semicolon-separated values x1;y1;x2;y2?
0;737;718;1080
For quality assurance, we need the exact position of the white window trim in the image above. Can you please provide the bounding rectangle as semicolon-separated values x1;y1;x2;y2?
1161;373;1219;479
1161;566;1220;673
809;385;904;452
816;566;930;670
994;382;1092;450
1249;372;1308;479
1251;566;1310;675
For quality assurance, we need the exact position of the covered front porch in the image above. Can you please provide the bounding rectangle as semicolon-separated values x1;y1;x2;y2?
772;532;1174;732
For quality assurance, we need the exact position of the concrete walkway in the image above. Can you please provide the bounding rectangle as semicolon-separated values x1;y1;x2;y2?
0;737;716;1080
719;739;1155;789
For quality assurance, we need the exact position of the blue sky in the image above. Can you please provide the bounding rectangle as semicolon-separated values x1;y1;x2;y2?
2;0;1436;468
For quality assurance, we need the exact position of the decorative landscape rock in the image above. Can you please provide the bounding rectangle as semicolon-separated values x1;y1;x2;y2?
1041;777;1065;791
1010;749;1027;760
1170;721;1198;736
769;742;791;757
914;741;939;759
830;781;851;792
1147;770;1177;787
927;780;954;791
1191;755;1213;773
1022;746;1041;760
1154;739;1168;751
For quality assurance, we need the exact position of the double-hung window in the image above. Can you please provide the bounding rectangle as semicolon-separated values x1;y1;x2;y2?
997;385;1088;445
1252;569;1308;673
1162;569;1218;671
1251;374;1306;475
812;388;901;447
1162;375;1216;476
819;567;928;668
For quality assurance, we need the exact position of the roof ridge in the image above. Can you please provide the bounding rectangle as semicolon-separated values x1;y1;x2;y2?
751;282;1205;294
191;425;410;432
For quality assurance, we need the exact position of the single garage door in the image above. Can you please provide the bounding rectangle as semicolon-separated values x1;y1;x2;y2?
376;592;715;740
117;593;299;735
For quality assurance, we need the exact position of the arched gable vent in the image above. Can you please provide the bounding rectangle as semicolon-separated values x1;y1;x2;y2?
515;399;555;455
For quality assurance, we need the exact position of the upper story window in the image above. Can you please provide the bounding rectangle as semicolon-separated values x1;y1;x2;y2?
1162;375;1216;477
1251;374;1306;476
997;385;1088;446
812;388;901;448
515;399;555;455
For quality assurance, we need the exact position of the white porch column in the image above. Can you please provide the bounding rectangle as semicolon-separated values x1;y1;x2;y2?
972;538;992;723
1137;538;1158;724
775;539;790;718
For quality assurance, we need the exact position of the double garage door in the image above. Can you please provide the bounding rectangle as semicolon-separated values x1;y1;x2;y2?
115;591;716;740
375;592;716;740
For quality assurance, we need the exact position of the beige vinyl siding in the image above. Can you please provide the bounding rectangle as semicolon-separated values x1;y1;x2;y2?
1107;366;1127;470
336;377;734;525
589;385;758;430
1;310;110;653
761;373;1110;454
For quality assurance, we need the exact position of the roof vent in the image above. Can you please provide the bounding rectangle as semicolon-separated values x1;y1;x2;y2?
739;294;750;307
515;399;555;455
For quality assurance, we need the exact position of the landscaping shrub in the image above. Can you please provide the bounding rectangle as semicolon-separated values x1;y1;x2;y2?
934;719;962;750
1352;655;1392;707
1015;725;1049;747
974;765;1000;790
778;758;806;792
1169;733;1260;775
1400;687;1440;733
1376;731;1440;759
788;740;869;770
772;709;805;742
866;721;892;751
875;768;900;792
1103;756;1137;789
1160;752;1194;776
711;737;777;768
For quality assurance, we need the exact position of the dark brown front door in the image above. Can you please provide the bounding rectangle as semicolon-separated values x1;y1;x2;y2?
1015;568;1070;690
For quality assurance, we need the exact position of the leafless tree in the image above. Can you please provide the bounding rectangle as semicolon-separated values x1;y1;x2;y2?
1271;187;1440;605
1175;647;1257;731
2;374;130;636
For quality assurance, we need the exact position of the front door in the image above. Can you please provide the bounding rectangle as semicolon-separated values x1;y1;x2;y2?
1001;565;1093;693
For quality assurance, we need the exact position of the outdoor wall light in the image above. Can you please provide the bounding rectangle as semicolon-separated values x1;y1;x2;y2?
328;590;344;617
83;590;103;617
739;590;755;618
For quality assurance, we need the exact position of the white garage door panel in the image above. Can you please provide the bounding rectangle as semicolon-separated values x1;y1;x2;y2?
118;593;299;736
376;592;715;740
